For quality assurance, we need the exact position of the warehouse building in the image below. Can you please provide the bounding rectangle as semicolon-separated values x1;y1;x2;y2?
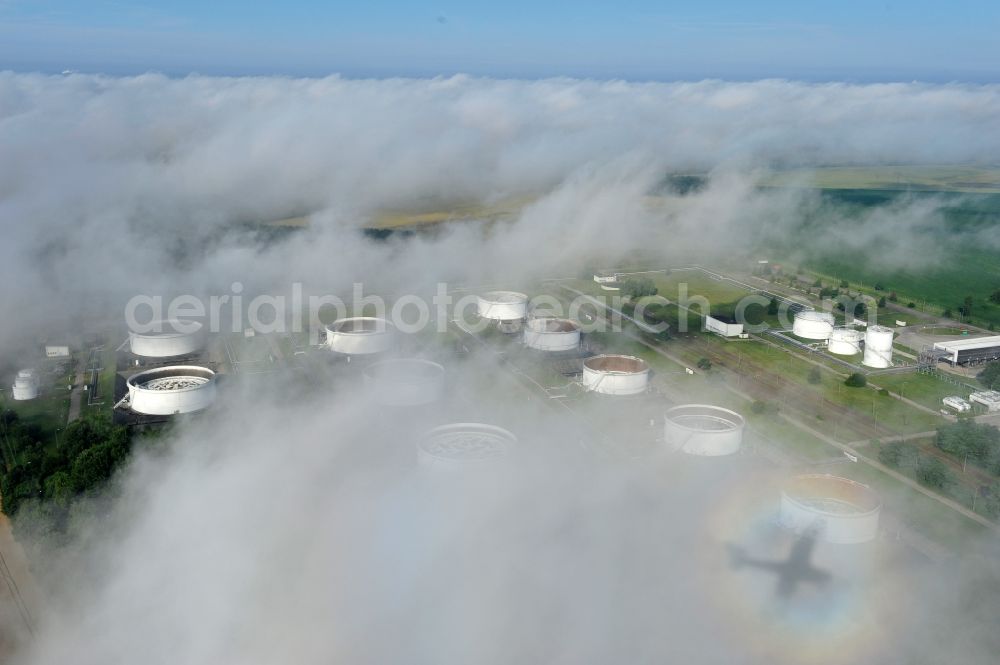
932;335;1000;366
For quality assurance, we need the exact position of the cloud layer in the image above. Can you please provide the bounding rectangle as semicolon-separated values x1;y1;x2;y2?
3;73;1000;353
2;73;1000;664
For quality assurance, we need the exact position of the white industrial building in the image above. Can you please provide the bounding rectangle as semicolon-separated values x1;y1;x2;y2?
942;396;972;412
779;474;881;545
363;358;445;406
11;369;39;401
130;320;206;359
326;317;395;356
663;404;744;456
593;271;623;284
417;423;516;471
792;311;835;340
704;315;744;338
44;345;70;358
524;317;581;352
123;366;216;415
581;354;649;395
932;335;1000;366
862;325;894;368
970;390;1000;412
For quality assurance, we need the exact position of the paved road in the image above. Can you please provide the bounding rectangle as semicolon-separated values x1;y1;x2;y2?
66;353;87;423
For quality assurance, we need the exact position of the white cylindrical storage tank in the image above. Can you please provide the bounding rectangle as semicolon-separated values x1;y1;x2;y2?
792;310;835;340
363;358;445;406
582;354;649;395
862;325;894;368
827;327;863;355
477;291;528;322
523;317;581;352
12;370;39;401
130;319;206;358
326;317;395;356
417;423;516;471
779;474;881;544
663;404;744;456
126;366;216;415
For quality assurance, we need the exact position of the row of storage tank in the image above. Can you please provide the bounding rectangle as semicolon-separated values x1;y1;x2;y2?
57;294;883;544
115;300;894;416
476;292;657;396
792;310;894;368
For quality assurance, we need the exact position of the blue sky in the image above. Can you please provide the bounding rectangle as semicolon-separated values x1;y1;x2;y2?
0;1;997;81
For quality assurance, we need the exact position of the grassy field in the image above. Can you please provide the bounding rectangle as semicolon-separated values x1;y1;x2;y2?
266;195;532;230
778;189;1000;329
762;165;1000;193
873;372;971;413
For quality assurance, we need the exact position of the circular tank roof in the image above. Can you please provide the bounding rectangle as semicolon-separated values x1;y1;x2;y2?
782;474;881;517
127;365;216;391
329;317;392;334
830;327;863;339
527;317;580;333
364;358;443;381
664;404;745;432
480;290;528;304
795;310;835;323
583;354;649;374
130;319;203;339
418;423;516;463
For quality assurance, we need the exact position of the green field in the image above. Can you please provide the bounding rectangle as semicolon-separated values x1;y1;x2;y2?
762;165;1000;193
774;189;1000;329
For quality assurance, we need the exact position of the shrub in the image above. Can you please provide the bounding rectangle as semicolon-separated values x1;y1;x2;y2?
621;277;658;300
844;373;867;388
915;455;951;489
878;442;904;467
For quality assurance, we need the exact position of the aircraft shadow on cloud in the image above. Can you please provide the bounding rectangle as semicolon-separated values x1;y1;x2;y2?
727;525;832;599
